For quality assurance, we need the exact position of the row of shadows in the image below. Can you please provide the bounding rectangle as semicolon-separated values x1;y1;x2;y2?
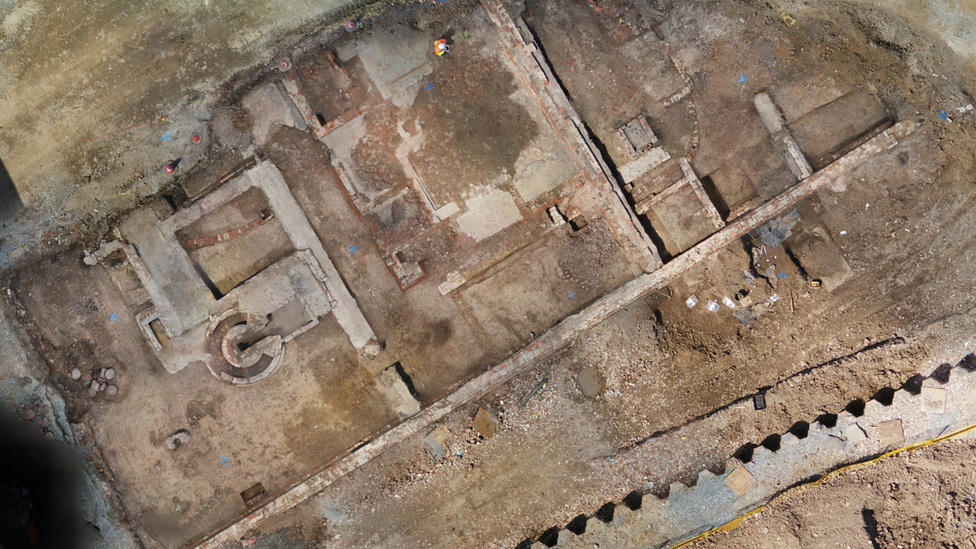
514;355;975;549
514;493;643;549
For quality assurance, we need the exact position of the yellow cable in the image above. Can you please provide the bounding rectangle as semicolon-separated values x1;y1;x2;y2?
671;419;976;548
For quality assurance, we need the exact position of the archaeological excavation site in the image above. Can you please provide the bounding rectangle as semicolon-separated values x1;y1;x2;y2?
2;0;976;547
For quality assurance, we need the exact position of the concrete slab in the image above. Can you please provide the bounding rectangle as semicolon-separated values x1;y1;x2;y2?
723;464;757;497
121;209;214;337
619;147;671;183
754;92;786;134
877;418;905;447
513;143;578;203
319;115;371;196
754;92;813;180
377;364;421;419
455;188;524;242
845;422;867;443
248;163;378;354
230;255;331;320
275;80;308;131
920;386;947;413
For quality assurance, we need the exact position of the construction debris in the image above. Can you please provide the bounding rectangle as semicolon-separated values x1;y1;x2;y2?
472;408;497;439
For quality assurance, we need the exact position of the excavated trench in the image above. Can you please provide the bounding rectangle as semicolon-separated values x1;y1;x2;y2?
513;352;976;548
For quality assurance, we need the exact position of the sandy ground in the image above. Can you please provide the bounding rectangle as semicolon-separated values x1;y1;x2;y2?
5;253;400;546
189;0;976;546
0;0;368;270
2;0;976;548
0;3;641;546
0;0;969;270
693;437;976;549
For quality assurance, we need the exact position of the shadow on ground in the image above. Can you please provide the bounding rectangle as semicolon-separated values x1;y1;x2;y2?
0;157;23;223
0;407;92;549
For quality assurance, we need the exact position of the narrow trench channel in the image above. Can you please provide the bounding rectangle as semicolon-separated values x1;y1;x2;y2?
519;16;673;262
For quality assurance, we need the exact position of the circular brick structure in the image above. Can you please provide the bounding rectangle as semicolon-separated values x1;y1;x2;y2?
205;309;284;386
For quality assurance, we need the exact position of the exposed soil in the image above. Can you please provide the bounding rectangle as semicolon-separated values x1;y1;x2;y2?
694;438;976;549
350;104;411;196
0;0;375;270
3;0;976;547
279;0;976;546
297;52;378;123
408;42;540;193
525;0;697;164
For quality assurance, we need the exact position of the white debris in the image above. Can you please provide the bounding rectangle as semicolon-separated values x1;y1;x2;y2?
547;206;567;227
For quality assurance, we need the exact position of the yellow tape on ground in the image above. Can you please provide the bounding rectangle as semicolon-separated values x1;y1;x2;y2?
671;420;976;548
